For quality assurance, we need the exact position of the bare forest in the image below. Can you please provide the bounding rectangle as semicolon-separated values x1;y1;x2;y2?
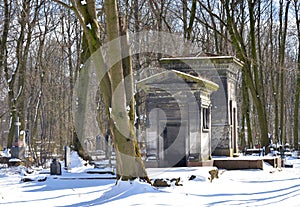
0;0;300;179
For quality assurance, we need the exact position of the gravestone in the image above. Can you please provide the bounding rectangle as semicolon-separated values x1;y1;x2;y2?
64;146;71;170
50;158;62;175
10;117;25;160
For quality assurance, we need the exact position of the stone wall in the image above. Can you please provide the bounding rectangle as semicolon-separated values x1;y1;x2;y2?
160;56;243;157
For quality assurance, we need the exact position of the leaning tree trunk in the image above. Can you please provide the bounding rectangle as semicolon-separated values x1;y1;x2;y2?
104;0;149;182
54;0;150;182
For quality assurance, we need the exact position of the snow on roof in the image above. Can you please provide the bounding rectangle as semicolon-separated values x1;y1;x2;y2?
8;158;21;162
160;55;244;67
137;69;219;92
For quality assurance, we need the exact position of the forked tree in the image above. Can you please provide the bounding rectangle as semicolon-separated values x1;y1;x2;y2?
53;0;150;183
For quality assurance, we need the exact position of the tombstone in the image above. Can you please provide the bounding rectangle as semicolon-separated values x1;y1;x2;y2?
96;135;102;151
105;131;112;159
50;158;62;175
11;146;25;160
64;146;71;170
10;117;25;160
84;138;94;153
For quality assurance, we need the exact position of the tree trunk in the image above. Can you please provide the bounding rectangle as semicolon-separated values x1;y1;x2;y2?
294;1;300;150
104;0;149;182
54;0;150;182
278;0;290;144
242;76;253;148
223;0;269;147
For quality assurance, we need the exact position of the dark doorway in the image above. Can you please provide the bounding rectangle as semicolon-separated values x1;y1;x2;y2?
233;107;237;153
163;122;187;167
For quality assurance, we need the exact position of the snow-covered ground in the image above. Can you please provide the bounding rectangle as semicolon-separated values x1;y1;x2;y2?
0;152;300;207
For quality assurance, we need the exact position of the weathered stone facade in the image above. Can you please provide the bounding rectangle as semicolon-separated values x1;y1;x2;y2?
137;70;218;167
160;56;243;157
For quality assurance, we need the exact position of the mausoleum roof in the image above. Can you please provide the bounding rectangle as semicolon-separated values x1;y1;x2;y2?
136;69;219;92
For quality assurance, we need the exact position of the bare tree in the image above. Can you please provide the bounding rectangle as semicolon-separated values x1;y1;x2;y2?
294;0;300;150
53;0;150;182
3;0;43;148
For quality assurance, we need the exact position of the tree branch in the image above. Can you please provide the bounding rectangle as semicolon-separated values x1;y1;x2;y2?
51;0;73;10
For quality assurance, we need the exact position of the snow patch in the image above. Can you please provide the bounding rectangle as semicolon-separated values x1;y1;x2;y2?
1;149;11;157
69;151;85;168
9;158;21;163
100;179;157;202
1;157;300;206
86;23;92;30
68;151;93;173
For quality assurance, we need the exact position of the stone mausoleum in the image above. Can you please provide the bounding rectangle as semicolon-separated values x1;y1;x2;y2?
137;56;243;167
